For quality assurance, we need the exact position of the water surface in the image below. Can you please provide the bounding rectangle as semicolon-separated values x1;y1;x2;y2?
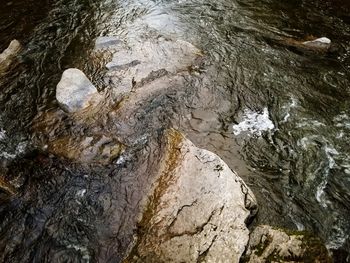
0;0;350;261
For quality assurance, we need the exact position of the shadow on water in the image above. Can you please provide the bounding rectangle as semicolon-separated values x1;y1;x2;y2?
0;0;52;51
0;0;350;262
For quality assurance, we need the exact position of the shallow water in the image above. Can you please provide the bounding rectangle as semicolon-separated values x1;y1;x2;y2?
0;0;350;261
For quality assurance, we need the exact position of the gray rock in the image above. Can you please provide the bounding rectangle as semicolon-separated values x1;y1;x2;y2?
0;39;21;73
95;36;122;50
102;36;202;96
127;130;257;263
56;68;101;112
242;225;332;263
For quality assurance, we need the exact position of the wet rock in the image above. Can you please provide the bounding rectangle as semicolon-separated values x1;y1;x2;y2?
126;129;257;263
0;39;21;73
0;176;16;196
102;36;202;95
278;36;332;53
189;109;221;133
56;68;101;112
302;37;331;50
48;134;124;164
95;36;122;50
242;225;332;263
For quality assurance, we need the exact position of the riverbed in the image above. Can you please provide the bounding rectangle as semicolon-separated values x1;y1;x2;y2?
0;0;349;261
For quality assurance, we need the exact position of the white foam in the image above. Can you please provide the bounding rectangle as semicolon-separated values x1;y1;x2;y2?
232;108;274;136
76;189;87;198
0;141;27;160
66;244;90;261
281;98;298;123
0;129;6;141
116;155;126;165
315;146;339;207
297;120;325;128
326;225;348;250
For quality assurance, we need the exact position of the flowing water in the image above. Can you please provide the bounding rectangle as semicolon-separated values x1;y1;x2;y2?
0;0;350;261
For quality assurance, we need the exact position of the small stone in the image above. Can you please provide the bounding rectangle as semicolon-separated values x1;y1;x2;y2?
0;39;21;72
56;68;100;112
302;37;331;50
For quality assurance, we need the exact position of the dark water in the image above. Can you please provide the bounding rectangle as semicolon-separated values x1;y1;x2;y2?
0;0;350;262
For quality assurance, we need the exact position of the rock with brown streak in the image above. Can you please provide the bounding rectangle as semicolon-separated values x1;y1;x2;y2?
125;130;257;263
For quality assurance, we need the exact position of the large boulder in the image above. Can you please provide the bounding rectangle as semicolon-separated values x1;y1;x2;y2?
56;68;101;113
242;225;332;263
126;129;257;263
0;39;21;73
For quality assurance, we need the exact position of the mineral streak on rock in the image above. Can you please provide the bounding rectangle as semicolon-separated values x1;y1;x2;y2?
125;129;257;263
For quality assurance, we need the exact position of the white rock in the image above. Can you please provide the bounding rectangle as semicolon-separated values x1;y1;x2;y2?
56;68;100;112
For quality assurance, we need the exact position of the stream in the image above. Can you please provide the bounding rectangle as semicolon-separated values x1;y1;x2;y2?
0;0;350;261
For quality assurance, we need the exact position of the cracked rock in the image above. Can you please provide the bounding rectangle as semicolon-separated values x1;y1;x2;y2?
126;129;257;263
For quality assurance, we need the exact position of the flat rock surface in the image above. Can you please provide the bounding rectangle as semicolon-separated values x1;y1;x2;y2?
126;130;257;263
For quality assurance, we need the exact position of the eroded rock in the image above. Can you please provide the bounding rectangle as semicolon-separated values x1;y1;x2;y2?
0;39;21;73
242;225;332;263
126;129;257;263
56;68;101;112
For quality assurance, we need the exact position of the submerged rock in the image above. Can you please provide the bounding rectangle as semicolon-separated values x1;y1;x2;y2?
126;130;257;263
100;35;202;95
0;39;21;73
242;225;332;263
95;36;122;50
48;134;124;164
56;68;101;112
